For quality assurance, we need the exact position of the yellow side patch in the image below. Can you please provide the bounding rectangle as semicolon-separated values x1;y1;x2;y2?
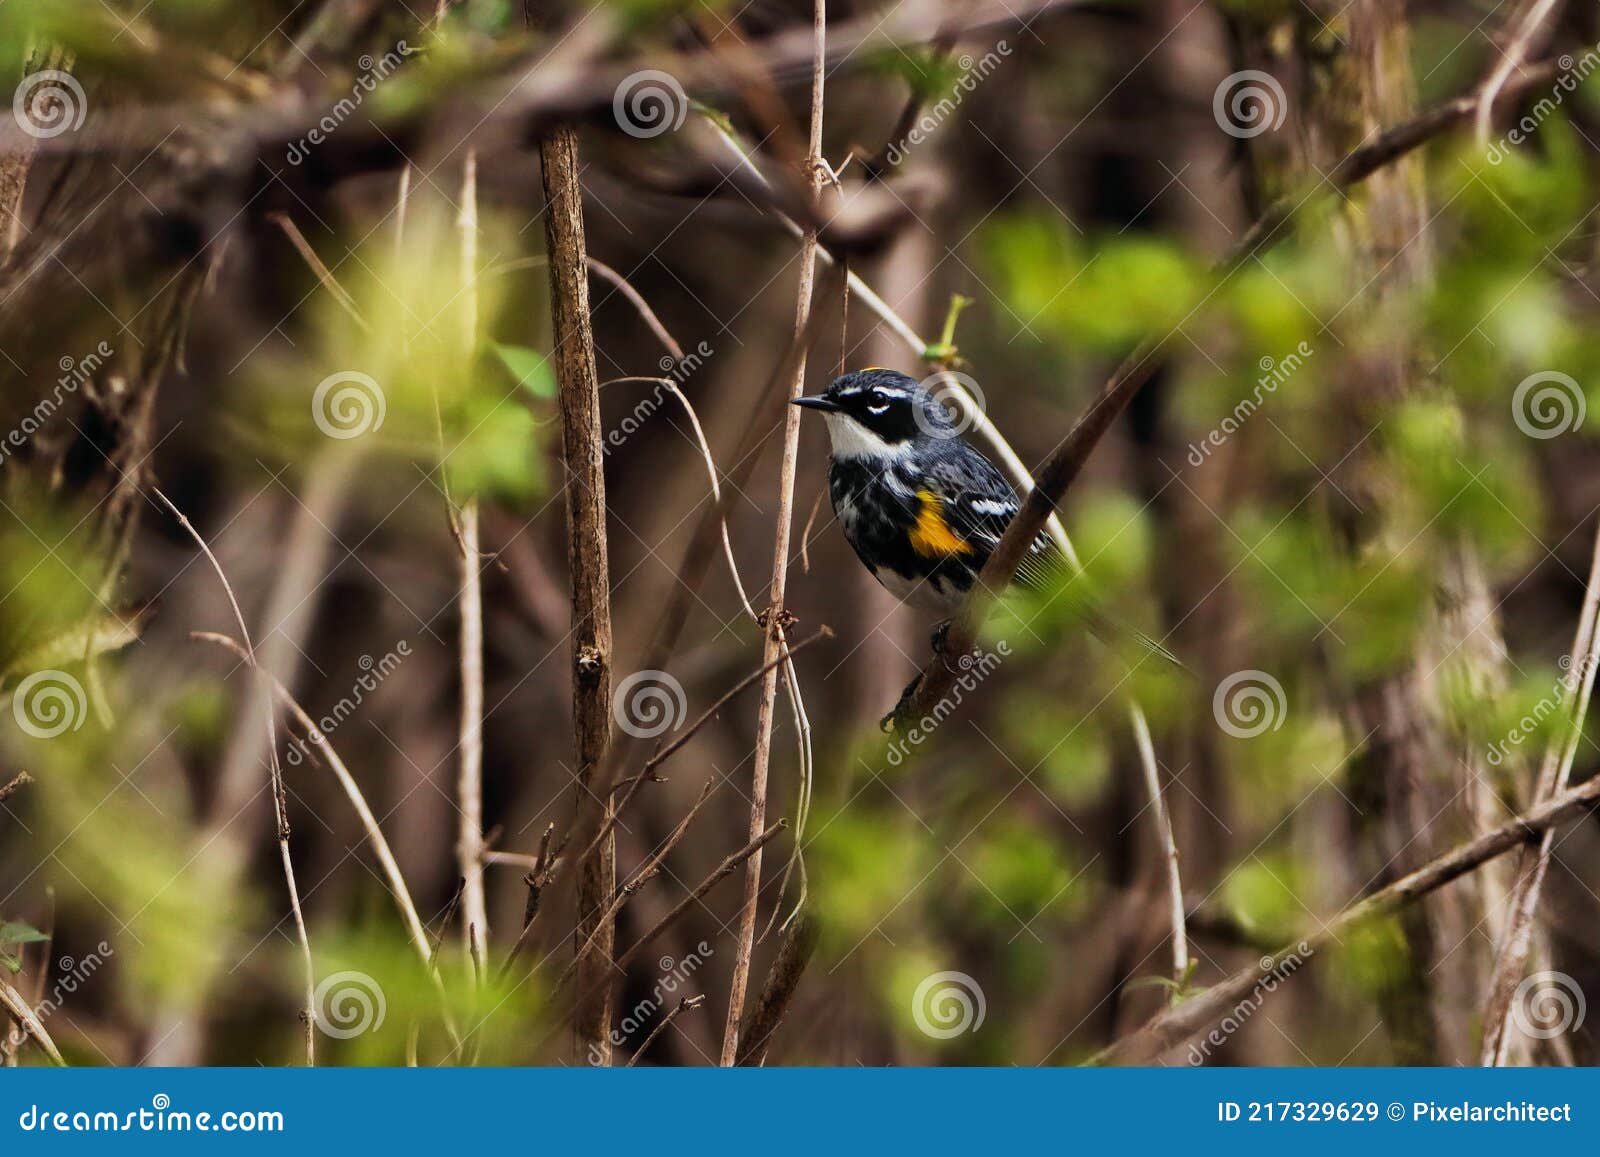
909;490;974;558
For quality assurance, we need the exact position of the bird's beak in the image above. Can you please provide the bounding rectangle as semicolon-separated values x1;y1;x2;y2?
792;395;841;413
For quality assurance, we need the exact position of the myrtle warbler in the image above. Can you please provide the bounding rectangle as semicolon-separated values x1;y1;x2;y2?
793;367;1059;634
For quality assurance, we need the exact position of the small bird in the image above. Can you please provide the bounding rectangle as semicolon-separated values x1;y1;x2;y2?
792;367;1059;644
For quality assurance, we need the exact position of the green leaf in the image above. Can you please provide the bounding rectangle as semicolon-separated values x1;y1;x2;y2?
0;920;47;946
0;951;19;974
491;343;555;399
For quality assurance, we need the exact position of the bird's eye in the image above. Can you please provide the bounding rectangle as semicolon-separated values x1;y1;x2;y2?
867;390;891;415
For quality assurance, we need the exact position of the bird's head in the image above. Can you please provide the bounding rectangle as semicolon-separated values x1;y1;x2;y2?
792;368;956;458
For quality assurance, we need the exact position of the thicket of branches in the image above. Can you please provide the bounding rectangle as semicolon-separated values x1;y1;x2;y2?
2;0;1600;1067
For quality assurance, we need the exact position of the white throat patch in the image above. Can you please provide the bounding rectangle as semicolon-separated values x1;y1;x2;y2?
823;412;915;462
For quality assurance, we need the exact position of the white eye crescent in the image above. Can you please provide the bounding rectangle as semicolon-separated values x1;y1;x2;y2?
867;402;890;415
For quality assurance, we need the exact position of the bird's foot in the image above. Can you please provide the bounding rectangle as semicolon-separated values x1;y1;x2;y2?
880;670;924;733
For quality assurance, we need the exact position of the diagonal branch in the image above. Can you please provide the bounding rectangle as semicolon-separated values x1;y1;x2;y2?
1096;769;1600;1065
890;58;1568;731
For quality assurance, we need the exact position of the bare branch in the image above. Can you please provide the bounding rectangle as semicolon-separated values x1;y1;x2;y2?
736;910;819;1065
456;153;490;956
0;771;33;807
720;0;828;1068
1475;0;1564;146
0;981;65;1067
540;117;618;1065
154;487;316;1065
1480;520;1600;1063
1097;770;1600;1065
625;995;706;1067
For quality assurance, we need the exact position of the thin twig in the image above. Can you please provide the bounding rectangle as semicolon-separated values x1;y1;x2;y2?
574;626;832;872
0;981;64;1066
735;910;819;1065
561;780;718;985
1130;704;1186;994
720;0;828;1069
1480;520;1600;1063
487;256;687;363
1097;769;1600;1065
268;211;370;331
585;258;685;361
0;771;33;806
456;152;490;956
625;995;706;1066
553;821;788;1048
1474;0;1564;146
193;632;432;963
153;488;316;1065
600;376;758;617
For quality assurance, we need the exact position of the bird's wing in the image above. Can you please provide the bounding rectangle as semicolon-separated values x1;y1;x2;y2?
920;441;1187;670
919;443;1061;588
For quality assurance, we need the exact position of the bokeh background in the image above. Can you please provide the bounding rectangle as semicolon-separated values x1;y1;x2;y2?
2;0;1600;1066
